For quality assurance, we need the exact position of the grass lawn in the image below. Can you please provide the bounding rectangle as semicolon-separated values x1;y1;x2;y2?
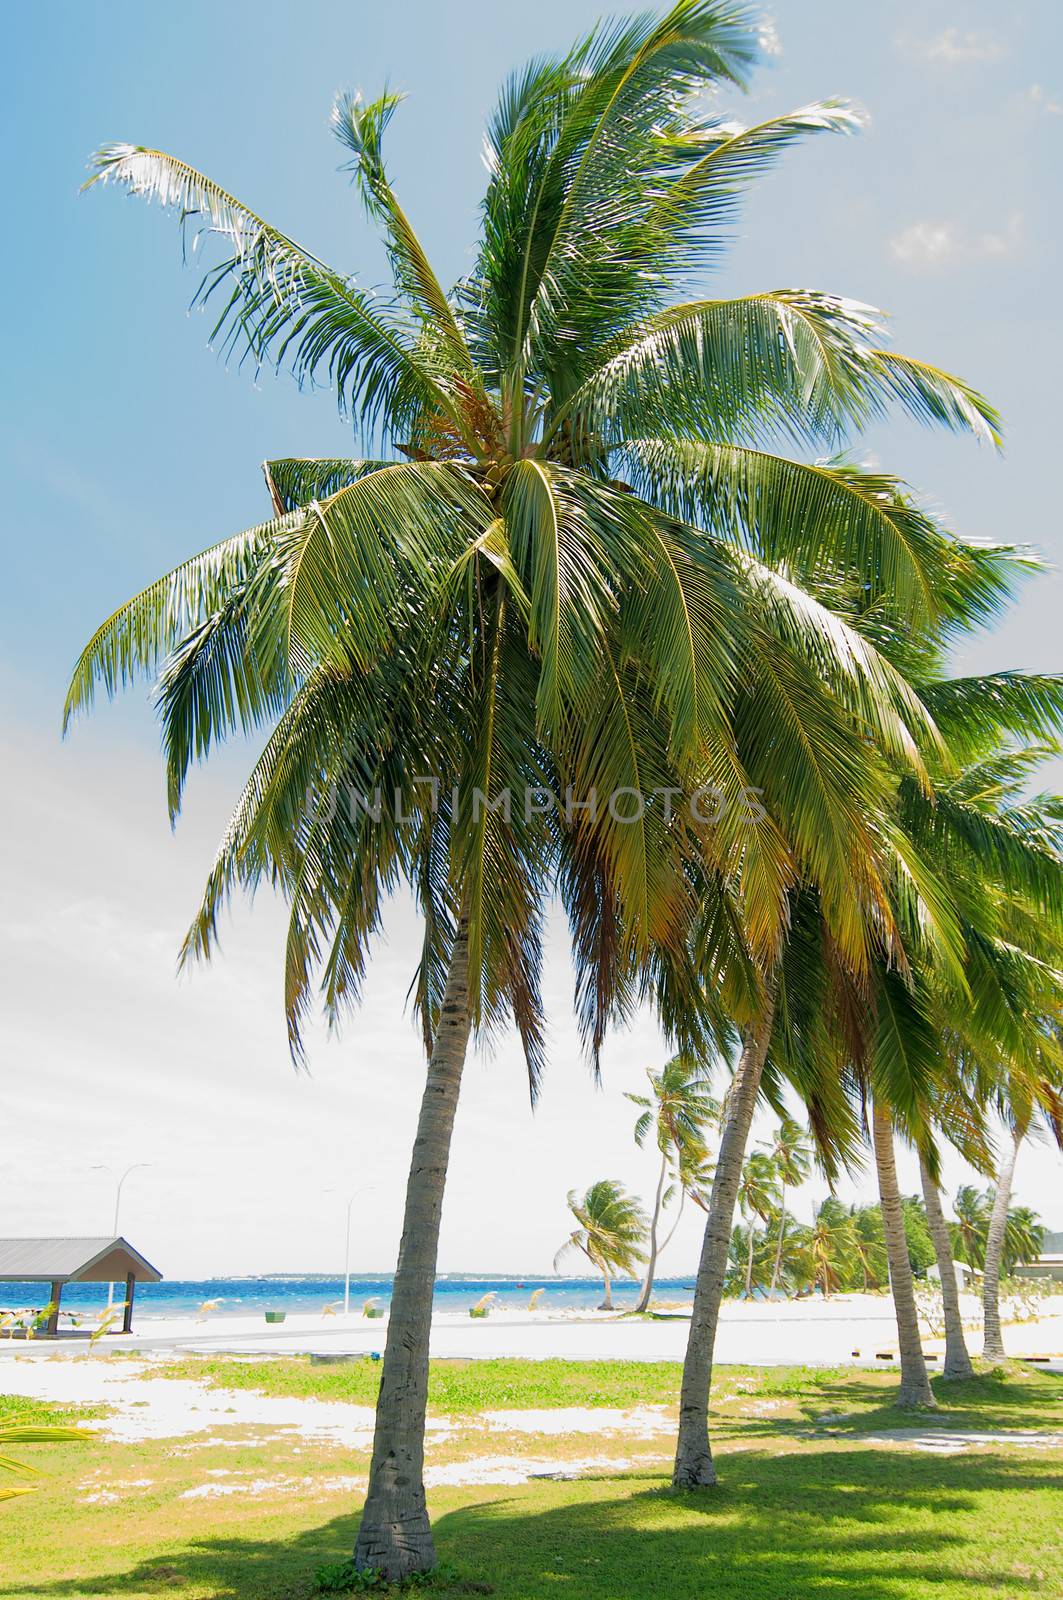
1;1361;1060;1599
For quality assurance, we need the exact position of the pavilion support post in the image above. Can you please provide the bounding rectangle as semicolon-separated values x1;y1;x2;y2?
122;1273;135;1334
46;1281;62;1337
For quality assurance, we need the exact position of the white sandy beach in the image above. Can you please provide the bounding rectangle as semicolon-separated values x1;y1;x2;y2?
2;1295;1060;1489
5;1292;1062;1368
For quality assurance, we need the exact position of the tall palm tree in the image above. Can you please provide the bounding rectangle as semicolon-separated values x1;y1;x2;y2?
761;1117;812;1296
69;1;1015;1565
918;1155;974;1380
983;1123;1028;1361
627;1055;720;1310
736;1151;780;1295
871;1103;936;1406
555;1180;648;1308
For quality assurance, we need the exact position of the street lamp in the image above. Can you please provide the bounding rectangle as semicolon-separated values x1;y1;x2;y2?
91;1163;151;1306
325;1188;374;1315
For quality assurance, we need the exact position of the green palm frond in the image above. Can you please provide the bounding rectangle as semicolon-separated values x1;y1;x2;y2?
84;145;464;446
623;439;954;621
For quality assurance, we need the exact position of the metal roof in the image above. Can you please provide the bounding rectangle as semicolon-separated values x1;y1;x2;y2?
0;1237;162;1283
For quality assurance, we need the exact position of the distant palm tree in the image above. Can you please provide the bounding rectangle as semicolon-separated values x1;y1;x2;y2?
555;1181;648;1309
803;1214;850;1300
760;1117;812;1296
845;1207;888;1292
950;1184;1046;1278
736;1153;780;1296
952;1185;992;1270
628;1055;720;1310
1004;1206;1046;1275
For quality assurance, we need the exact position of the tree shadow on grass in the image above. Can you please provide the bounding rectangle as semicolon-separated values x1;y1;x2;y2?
711;1366;1063;1441
434;1450;1062;1599
13;1449;1061;1600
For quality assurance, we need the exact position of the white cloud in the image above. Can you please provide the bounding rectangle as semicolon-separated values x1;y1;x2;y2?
889;212;1024;269
889;221;957;268
758;16;782;58
1025;83;1063;116
898;28;1005;65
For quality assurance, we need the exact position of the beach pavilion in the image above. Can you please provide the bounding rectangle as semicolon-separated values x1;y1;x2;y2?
0;1237;162;1334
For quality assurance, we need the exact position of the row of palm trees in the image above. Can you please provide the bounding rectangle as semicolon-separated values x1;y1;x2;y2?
68;1;1063;1578
561;1088;1045;1320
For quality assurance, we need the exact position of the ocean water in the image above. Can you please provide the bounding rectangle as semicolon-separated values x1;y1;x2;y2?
0;1274;697;1320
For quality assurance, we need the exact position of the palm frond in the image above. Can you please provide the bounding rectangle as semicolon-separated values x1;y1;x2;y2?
85;145;462;446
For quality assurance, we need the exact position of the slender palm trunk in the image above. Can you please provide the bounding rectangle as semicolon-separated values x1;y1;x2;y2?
769;1190;787;1297
600;1268;613;1311
635;1150;669;1313
982;1126;1023;1362
673;992;776;1488
744;1220;755;1297
872;1103;936;1408
918;1154;974;1381
354;922;472;1579
660;1185;686;1254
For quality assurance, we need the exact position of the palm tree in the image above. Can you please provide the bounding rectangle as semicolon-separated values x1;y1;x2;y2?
736;1152;780;1295
802;1204;852;1299
627;1055;720;1310
953;1185;992;1269
845;1207;889;1292
951;1185;1046;1277
70;1;1015;1561
872;1104;936;1406
555;1181;648;1308
1003;1205;1046;1274
983;1124;1028;1360
761;1117;812;1296
919;1155;974;1380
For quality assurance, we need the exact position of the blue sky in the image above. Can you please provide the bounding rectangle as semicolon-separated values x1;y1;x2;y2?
2;1;1061;1273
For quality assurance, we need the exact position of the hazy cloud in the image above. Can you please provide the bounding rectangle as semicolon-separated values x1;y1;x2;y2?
890;213;1024;269
1025;83;1063;116
899;28;1005;65
758;16;782;58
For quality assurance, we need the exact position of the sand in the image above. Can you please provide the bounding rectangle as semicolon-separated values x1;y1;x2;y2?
5;1290;1060;1367
3;1296;1061;1487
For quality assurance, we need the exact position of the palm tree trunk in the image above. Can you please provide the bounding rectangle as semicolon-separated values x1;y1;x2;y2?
982;1125;1023;1362
769;1189;787;1297
635;1150;669;1313
872;1103;936;1408
918;1154;974;1381
744;1221;755;1297
600;1269;613;1311
354;921;472;1580
659;1185;686;1254
672;991;776;1488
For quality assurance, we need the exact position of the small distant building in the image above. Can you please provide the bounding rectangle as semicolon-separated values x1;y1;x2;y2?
928;1259;980;1289
1013;1229;1063;1283
0;1237;162;1334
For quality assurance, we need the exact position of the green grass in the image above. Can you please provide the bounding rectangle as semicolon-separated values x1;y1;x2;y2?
0;1363;1059;1599
0;1395;103;1427
154;1355;692;1412
152;1353;1063;1433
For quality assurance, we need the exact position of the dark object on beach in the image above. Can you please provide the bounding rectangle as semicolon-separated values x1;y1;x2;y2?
264;1310;286;1324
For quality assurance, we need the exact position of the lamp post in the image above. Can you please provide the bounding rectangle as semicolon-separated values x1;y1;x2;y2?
91;1163;151;1306
325;1188;374;1315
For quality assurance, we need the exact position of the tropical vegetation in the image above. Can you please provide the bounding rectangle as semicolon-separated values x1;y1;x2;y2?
555;1181;649;1308
67;0;1063;1577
